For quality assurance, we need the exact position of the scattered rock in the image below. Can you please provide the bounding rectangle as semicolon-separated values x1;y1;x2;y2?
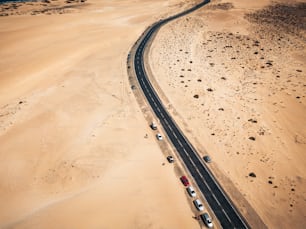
207;88;213;92
208;2;234;10
248;119;257;123
249;172;256;178
249;136;256;141
193;94;199;99
258;128;265;135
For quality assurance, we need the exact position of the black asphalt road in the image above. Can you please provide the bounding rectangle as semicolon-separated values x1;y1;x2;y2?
132;1;249;228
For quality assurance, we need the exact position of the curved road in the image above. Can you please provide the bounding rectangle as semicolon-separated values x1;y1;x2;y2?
130;1;249;228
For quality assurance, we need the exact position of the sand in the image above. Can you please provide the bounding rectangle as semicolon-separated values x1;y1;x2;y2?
0;0;206;228
149;0;306;228
1;0;305;228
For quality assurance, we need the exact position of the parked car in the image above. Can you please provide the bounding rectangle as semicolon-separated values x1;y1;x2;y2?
167;156;174;163
180;176;189;186
150;122;157;130
156;133;163;140
186;186;196;197
193;199;204;211
203;155;212;163
200;213;213;228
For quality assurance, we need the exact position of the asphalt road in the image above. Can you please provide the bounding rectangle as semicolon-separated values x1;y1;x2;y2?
131;1;249;228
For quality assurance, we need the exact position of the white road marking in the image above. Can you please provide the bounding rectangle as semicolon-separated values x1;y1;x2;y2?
212;193;221;206
222;208;233;225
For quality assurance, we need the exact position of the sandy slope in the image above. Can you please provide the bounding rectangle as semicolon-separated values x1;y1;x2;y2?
0;0;207;228
149;0;306;228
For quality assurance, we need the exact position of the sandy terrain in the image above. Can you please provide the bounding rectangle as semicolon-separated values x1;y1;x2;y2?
0;0;209;228
1;0;305;228
149;0;306;228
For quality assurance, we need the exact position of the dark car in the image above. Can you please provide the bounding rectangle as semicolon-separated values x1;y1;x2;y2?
200;213;213;228
203;155;212;163
180;176;190;186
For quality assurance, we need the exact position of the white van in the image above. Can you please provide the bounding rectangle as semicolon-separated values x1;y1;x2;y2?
187;186;196;197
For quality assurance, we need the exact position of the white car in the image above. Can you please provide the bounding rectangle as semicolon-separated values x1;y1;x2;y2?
150;122;157;130
193;199;204;211
156;133;163;140
187;186;196;197
167;156;174;163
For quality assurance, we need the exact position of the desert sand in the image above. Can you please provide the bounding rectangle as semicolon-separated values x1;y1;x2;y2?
0;0;305;228
0;0;209;228
149;0;306;228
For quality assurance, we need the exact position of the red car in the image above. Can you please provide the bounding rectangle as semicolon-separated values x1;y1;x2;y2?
180;176;190;186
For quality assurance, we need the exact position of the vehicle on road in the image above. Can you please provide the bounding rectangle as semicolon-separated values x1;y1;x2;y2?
167;156;174;163
186;186;196;197
156;133;163;140
193;199;204;211
203;155;212;163
200;213;213;228
180;175;189;186
150;122;157;130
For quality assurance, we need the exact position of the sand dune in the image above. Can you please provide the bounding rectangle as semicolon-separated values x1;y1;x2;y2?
0;0;204;228
1;0;305;228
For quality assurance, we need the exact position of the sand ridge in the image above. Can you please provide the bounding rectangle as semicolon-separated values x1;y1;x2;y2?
0;0;88;16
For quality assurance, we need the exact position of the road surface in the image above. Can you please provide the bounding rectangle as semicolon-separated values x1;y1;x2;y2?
131;1;249;228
